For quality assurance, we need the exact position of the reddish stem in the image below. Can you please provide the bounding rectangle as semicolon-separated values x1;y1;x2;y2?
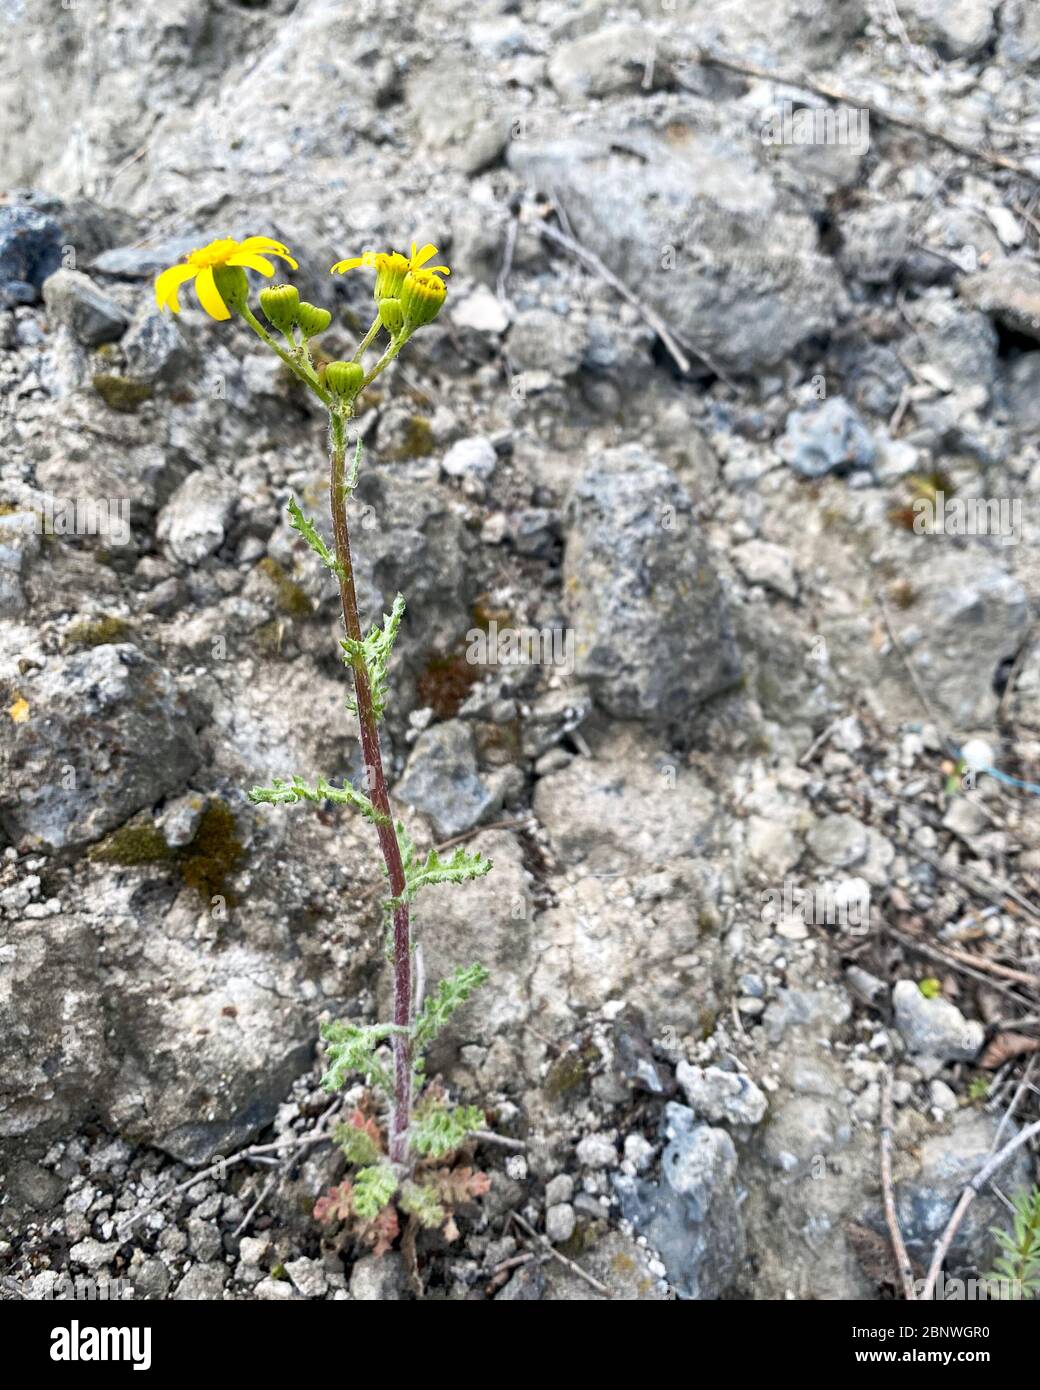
328;415;412;1162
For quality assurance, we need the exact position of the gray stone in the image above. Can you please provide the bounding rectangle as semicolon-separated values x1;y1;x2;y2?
899;0;997;58
173;1262;227;1300
545;1202;576;1243
284;1256;328;1298
394;721;499;840
349;1253;406;1301
547;25;675;103
576;1132;618;1168
186;1216;222;1264
69;1238;118;1272
42;268;127;345
807;813;869;868
0;511;40;617
895;1110;1033;1270
441;435;497;482
733;539;798;599
508;121;843;375
564;445;740;725
778;396;876;477
0;644;202;851
892;980;984;1062
123;311;191;382
545;1174;574;1206
254;1275;300;1300
613;1103;744;1300
676;1063;767;1127
0;206;63;304
157;471;236;566
959;258;1040;341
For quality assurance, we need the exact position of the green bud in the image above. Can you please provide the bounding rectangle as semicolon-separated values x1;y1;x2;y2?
259;283;299;332
325;360;365;400
212;265;249;314
399;270;446;329
378;297;404;336
296;302;332;339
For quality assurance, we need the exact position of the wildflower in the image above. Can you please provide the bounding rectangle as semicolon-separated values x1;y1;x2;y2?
7;695;29;723
399;268;447;328
330;242;450;303
296;302;332;339
155;236;298;321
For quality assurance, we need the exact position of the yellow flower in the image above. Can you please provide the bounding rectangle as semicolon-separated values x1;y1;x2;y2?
399;268;447;327
7;695;29;723
154;236;299;321
330;241;450;301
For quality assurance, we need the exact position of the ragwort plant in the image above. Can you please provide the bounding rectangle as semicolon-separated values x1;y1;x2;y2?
156;234;493;1246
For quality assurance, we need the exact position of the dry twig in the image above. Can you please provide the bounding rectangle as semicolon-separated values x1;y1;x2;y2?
880;1069;917;1299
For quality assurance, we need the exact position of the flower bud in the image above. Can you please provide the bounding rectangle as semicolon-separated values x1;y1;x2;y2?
259;283;300;332
212;265;249;314
324;360;365;400
296;302;332;339
378;297;404;336
399;269;446;328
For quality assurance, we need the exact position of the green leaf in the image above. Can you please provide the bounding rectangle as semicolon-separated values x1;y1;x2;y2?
247;773;387;825
342;593;405;721
412;964;489;1056
352;1164;397;1220
410;1100;486;1159
394;831;493;906
287;497;341;577
397;1180;444;1230
320;1019;404;1094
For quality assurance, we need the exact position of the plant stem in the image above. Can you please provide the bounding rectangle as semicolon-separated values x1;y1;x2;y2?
352;316;383;363
327;411;413;1162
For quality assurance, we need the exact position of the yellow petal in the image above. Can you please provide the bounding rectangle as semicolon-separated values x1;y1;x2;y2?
7;696;29;723
330;256;366;274
194;265;231;320
237;236;291;254
411;242;439;267
226;252;275;275
154;262;197;313
270;249;299;269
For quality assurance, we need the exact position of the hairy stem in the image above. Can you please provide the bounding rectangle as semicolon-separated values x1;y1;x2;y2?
328;412;412;1161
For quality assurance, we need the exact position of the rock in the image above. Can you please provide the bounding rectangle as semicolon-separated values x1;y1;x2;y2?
42;268;128;345
895;1110;1033;1271
541;1228;667;1300
892;980;984;1062
0;511;40;618
283;1256;328;1298
0;206;63;305
959;258;1040;341
733;539;798;599
451;285;509;335
441;436;497;483
881;553;1028;728
92;236;199;279
545;1174;574;1206
237;1236;269;1268
545;1203;576;1243
676;1063;767;1127
838;203;912;285
806;813;869;868
394;721;500;840
69;1237;118;1272
999;0;1040;65
908;293;998;399
157;471;236;566
533;730;716;870
508;120;843;375
547;25;675;103
576;1133;618;1168
613;1104;744;1300
186;1216;222;1263
778;396;876;477
762;986;852;1045
0;644;202;850
254;1275;300;1300
899;0;998;58
122;311;191;382
506;307;586;377
173;1262;227;1300
563;445;740;724
349;1253;406;1301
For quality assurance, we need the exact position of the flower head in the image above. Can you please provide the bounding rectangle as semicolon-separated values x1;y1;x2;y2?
155;236;298;320
399;268;447;328
331;241;450;303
